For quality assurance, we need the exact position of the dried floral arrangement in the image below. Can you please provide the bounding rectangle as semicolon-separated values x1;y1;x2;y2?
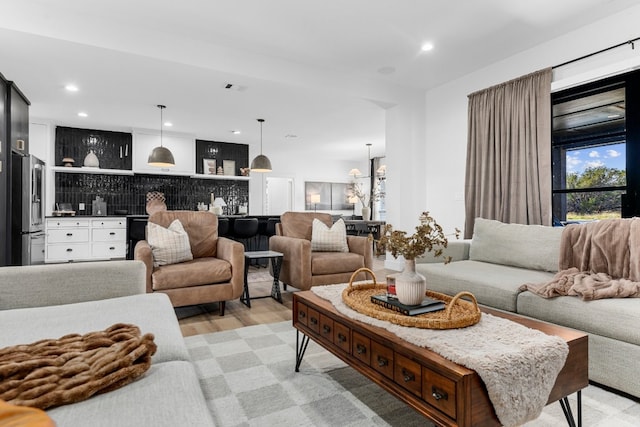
350;181;384;208
374;212;460;261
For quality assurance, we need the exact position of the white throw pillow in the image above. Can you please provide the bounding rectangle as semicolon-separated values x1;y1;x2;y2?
469;218;563;272
311;218;349;252
147;219;193;267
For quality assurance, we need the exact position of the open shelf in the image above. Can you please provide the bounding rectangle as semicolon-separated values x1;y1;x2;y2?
190;173;250;181
52;166;134;176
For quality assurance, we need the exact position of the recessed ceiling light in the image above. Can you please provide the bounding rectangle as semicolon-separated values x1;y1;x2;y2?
163;121;173;127
65;84;79;92
77;112;88;117
421;42;434;52
231;130;241;134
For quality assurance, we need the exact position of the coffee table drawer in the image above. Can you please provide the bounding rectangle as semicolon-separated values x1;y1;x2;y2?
394;353;422;397
297;303;308;327
319;314;334;343
307;308;320;334
371;341;394;380
423;368;457;419
333;321;351;354
352;331;371;365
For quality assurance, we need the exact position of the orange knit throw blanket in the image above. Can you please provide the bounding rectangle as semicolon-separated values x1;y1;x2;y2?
0;323;157;410
521;218;640;300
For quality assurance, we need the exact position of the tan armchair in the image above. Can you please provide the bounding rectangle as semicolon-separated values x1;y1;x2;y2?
134;211;244;315
269;212;372;291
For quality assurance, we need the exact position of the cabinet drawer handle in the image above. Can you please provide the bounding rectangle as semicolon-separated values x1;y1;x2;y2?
377;356;389;367
109;232;116;235
109;247;115;250
299;311;306;319
337;333;347;343
432;386;448;401
310;317;318;325
66;248;73;252
322;325;331;334
402;368;415;383
356;344;367;355
66;233;73;236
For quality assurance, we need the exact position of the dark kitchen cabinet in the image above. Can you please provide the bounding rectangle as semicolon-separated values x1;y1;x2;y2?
8;82;29;155
0;74;8;265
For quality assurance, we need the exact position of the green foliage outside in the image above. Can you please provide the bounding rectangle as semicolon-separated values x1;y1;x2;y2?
566;166;625;219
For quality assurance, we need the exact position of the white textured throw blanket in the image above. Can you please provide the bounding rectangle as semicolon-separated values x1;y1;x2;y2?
312;284;569;427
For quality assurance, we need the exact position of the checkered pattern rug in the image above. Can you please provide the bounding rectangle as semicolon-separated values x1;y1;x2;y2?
184;322;640;427
184;321;429;426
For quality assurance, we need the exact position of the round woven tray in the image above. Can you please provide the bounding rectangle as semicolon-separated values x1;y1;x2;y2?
342;268;482;329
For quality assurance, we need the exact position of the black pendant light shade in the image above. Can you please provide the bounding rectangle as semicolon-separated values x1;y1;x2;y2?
148;104;175;167
250;118;272;172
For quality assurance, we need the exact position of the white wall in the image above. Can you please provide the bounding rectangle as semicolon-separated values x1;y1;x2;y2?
416;4;640;237
249;147;366;216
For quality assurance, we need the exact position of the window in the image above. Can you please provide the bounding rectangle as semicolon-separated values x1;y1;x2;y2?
552;70;640;222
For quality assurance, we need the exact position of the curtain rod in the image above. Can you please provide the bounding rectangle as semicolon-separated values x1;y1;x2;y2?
552;36;640;69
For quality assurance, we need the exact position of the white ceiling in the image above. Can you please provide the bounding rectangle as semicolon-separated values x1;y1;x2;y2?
1;0;638;161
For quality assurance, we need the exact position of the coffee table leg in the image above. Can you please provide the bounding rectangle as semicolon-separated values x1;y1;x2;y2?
295;330;311;372
270;256;283;303
559;390;581;427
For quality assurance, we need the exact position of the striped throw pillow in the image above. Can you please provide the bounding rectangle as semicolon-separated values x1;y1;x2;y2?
147;219;193;267
311;218;349;252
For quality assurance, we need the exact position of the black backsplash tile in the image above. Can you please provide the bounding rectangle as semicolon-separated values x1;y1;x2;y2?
55;173;249;215
55;127;133;170
195;140;249;175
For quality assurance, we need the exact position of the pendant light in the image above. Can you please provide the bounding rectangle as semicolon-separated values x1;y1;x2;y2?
147;104;175;167
250;118;272;172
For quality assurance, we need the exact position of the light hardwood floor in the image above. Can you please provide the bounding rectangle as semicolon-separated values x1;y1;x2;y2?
177;256;392;337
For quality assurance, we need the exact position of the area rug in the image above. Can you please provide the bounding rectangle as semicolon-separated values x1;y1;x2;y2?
184;322;640;427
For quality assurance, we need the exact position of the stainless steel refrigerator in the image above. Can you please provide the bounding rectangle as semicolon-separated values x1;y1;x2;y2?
11;153;45;265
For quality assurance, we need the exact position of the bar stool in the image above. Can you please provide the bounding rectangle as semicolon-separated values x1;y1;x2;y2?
232;218;259;252
217;217;229;237
266;218;280;238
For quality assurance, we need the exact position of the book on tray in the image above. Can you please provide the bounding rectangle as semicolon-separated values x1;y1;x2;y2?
371;294;446;316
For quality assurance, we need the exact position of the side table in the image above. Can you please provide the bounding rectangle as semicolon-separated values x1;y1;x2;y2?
241;250;284;308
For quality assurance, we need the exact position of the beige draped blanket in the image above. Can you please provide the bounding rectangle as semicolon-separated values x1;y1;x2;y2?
521;218;640;300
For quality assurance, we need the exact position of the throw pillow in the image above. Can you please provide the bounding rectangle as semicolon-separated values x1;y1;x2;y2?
469;217;563;272
147;219;193;267
311;218;349;252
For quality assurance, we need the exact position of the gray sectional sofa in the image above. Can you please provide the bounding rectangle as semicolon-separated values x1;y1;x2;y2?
0;260;214;427
416;217;640;399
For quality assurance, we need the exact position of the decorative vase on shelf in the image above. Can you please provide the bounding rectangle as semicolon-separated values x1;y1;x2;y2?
395;259;427;306
83;150;100;168
361;206;371;221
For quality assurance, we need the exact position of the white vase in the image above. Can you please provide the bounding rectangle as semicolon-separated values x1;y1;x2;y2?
395;259;427;306
84;150;100;168
361;206;371;221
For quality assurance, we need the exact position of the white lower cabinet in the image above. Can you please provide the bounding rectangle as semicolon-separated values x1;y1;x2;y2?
46;217;126;263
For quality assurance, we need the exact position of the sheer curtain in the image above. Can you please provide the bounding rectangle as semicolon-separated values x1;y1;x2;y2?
464;68;552;238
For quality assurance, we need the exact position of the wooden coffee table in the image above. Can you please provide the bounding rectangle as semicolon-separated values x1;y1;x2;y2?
293;291;588;427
